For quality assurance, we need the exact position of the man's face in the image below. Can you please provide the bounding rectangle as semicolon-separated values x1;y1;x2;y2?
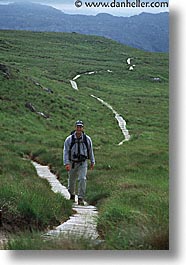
76;125;84;134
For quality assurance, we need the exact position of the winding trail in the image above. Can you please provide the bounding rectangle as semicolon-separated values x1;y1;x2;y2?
69;69;112;91
32;161;99;241
70;80;78;90
69;69;130;145
91;94;130;145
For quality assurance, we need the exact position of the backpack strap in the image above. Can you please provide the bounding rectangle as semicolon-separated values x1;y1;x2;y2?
68;132;90;161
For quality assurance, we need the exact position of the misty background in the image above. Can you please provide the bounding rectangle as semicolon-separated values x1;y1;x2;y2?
0;0;169;16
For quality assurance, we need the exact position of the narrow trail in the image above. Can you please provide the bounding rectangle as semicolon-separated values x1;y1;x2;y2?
91;94;130;145
69;80;78;90
31;68;130;241
69;70;130;145
32;161;99;241
69;69;112;91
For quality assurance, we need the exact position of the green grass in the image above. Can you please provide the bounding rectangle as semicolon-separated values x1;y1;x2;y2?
0;30;168;250
6;231;103;250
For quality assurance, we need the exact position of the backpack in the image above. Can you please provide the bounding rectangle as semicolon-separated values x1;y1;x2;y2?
69;131;90;161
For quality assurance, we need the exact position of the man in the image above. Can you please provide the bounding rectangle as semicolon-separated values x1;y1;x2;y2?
63;120;95;205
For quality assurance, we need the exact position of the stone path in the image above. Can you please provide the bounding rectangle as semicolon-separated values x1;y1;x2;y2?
127;57;136;71
91;94;130;145
69;69;112;91
69;70;130;145
45;205;99;240
32;161;99;241
69;80;78;90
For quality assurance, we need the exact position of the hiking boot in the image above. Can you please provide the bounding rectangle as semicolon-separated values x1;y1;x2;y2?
70;194;75;202
78;198;85;206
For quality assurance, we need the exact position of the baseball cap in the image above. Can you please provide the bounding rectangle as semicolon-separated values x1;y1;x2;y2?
75;120;84;127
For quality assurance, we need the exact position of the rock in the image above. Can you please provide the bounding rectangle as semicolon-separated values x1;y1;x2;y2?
36;111;49;119
152;77;161;82
43;87;53;93
0;63;11;79
25;102;36;113
25;102;50;119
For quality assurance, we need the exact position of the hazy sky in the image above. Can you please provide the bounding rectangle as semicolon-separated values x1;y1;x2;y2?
0;0;169;17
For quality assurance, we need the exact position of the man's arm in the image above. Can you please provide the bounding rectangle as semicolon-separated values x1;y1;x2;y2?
63;136;71;169
87;136;95;169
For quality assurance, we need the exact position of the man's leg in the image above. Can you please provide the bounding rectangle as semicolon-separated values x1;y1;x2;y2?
68;164;77;198
78;162;87;203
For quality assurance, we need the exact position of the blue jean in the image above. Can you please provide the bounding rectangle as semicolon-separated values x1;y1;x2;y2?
68;161;87;199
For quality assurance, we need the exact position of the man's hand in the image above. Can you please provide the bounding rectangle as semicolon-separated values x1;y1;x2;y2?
90;163;94;170
65;164;71;171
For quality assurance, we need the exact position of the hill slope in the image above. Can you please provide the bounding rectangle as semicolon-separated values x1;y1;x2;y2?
0;2;169;52
0;30;169;249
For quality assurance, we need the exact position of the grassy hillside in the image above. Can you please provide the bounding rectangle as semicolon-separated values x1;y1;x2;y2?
0;30;169;250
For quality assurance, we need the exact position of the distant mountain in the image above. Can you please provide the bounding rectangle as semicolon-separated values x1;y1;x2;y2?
0;2;169;52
